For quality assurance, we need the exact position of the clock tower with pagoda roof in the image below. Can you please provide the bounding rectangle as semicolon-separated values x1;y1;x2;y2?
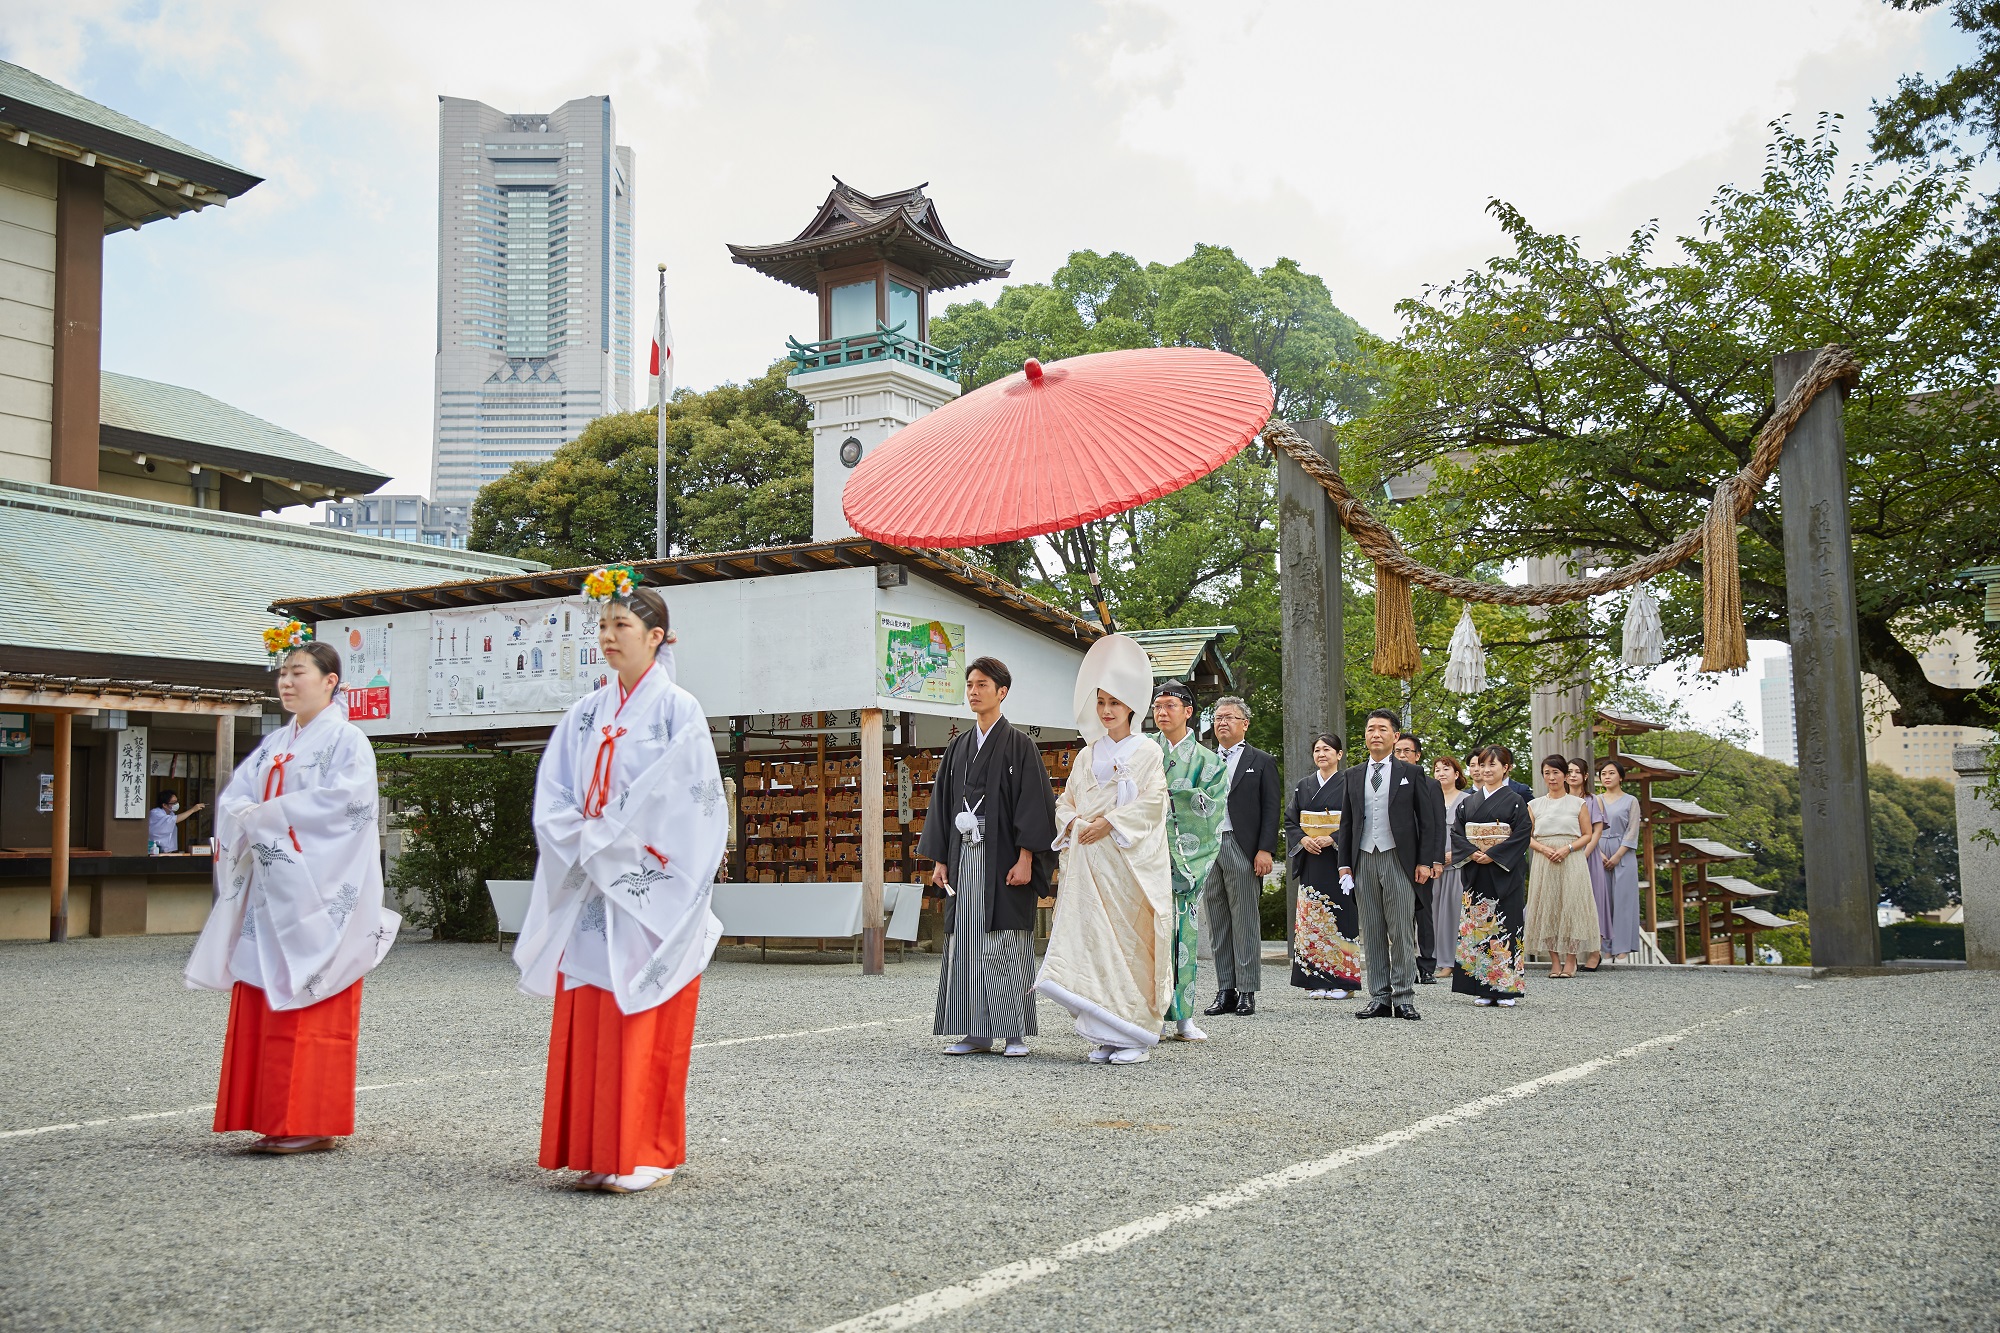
728;179;1009;539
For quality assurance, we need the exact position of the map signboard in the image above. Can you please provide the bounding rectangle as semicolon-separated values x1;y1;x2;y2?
876;614;964;705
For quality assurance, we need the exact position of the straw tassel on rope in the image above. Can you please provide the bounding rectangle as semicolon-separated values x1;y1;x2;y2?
1251;344;1857;682
1699;477;1748;673
1372;562;1421;679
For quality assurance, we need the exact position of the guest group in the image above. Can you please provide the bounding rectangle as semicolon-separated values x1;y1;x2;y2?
184;565;1643;1193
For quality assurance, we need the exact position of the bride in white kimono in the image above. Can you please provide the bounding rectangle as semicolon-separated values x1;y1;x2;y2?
513;569;727;1195
186;635;399;1154
1034;634;1173;1065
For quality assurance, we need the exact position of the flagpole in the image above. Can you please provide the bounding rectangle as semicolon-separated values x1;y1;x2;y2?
654;263;669;559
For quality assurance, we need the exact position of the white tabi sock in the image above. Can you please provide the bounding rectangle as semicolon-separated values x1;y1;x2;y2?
602;1165;674;1194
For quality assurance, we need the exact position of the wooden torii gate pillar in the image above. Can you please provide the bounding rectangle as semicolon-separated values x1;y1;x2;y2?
1271;349;1876;969
1277;419;1346;951
1775;350;1880;969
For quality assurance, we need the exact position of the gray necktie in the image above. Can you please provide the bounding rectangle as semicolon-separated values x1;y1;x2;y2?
1372;762;1384;791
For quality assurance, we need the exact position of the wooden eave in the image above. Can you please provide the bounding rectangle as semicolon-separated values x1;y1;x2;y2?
727;215;1009;294
0;109;258;232
98;423;389;497
1617;751;1698;782
1596;708;1667;737
1676;837;1752;863
1709;876;1779;899
1650;797;1723;824
270;540;1105;650
0;670;269;716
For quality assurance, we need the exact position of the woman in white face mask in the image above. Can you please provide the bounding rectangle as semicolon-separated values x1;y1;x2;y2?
1034;634;1173;1065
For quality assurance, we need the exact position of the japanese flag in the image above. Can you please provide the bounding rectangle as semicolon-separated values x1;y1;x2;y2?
650;281;675;407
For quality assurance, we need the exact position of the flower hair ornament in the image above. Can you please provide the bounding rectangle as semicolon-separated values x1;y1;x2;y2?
582;563;642;605
261;619;313;665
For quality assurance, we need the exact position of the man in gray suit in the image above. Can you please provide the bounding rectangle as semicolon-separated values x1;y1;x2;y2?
1201;696;1281;1017
1334;708;1445;1020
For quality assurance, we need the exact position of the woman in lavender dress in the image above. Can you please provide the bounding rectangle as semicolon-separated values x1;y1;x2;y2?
1569;758;1609;971
1431;754;1469;976
1593;758;1644;961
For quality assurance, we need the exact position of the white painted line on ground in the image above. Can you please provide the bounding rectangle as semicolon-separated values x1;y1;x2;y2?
0;1013;930;1142
814;1007;1755;1333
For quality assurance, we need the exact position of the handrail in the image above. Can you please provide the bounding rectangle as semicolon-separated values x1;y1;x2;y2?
785;322;962;379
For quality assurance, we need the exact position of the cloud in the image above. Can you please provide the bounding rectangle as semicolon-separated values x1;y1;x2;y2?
1090;0;1934;298
0;0;1966;505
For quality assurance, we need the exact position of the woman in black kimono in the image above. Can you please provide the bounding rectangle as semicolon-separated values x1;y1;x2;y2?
1450;743;1534;1007
1286;733;1362;998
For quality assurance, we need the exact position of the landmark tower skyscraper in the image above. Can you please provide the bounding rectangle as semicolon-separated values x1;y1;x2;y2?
431;96;634;506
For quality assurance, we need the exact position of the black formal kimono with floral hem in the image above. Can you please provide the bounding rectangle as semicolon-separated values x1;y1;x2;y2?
1285;772;1362;991
1449;784;1533;1001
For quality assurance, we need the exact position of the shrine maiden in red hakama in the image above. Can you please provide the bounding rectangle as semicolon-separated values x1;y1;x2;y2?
185;630;398;1153
512;569;726;1194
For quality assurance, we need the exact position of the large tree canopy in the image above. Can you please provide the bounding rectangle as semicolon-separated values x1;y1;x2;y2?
469;362;811;567
1874;1;2000;260
930;245;1378;752
1346;119;2000;731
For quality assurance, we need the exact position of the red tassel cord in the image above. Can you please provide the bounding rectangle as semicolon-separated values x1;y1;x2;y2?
261;753;304;852
582;727;628;819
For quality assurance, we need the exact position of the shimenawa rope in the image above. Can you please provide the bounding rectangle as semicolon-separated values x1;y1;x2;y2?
1258;345;1859;678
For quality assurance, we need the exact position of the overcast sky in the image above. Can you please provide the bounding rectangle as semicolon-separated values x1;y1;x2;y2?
1;1;1976;742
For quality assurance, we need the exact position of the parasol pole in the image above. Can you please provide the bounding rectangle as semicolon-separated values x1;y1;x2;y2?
1076;523;1117;633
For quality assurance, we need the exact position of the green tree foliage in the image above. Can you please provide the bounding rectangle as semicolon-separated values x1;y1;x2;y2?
378;750;540;941
468;362;812;566
934;245;1376;421
1635;729;1959;914
1868;766;1963;912
1345;119;2000;733
930;246;1378;753
1873;1;2000;260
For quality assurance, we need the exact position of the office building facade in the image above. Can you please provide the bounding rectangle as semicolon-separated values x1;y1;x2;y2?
314;494;469;549
1863;628;1993;783
1759;651;1796;765
431;96;635;506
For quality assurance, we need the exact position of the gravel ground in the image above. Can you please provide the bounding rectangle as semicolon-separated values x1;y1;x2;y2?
1;935;1994;1332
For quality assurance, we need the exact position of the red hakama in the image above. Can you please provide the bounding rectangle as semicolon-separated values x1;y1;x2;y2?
213;980;363;1137
539;974;700;1175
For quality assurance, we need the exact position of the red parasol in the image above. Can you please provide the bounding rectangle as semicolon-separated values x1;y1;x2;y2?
840;346;1275;548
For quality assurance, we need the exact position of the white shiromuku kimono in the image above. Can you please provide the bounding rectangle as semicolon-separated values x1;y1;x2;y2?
185;704;398;1009
1035;724;1174;1051
513;663;728;1014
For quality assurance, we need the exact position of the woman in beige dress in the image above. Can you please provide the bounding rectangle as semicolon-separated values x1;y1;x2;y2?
1524;754;1601;979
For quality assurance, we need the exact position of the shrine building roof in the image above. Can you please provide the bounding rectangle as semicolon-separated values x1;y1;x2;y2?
727;178;1011;293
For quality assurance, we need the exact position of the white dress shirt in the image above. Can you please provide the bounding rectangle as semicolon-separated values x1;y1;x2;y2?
1217;743;1244;834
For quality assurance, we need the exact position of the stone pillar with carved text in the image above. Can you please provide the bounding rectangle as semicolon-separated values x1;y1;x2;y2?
1775;350;1879;969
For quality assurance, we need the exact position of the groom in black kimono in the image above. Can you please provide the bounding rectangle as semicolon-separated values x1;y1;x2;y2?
918;655;1060;1057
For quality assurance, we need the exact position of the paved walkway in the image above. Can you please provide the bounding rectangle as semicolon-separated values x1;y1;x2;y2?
3;936;1995;1331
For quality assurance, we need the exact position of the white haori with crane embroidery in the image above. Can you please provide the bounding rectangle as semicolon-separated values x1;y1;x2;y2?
185;705;399;1009
514;664;729;1015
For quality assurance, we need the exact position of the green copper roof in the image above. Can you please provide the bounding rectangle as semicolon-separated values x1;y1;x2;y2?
0;60;248;178
100;371;389;492
1124;625;1238;688
0;480;539;670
